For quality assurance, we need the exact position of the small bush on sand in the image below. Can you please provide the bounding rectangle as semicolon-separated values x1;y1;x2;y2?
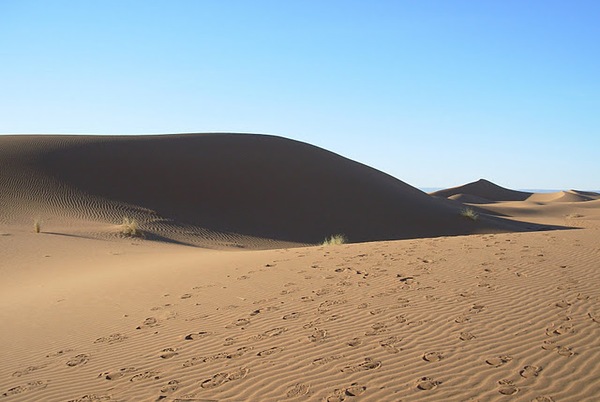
33;219;41;233
460;207;479;221
322;234;348;246
120;217;142;237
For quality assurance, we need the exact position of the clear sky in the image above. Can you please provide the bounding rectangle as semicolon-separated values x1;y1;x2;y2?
1;0;598;190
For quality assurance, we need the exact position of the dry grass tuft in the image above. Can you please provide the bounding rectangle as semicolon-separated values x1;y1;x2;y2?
120;217;142;237
322;234;348;246
460;207;479;221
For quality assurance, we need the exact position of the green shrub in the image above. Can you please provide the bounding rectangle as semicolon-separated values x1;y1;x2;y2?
322;234;348;246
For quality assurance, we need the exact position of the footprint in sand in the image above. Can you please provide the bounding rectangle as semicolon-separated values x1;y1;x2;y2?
347;337;362;347
532;396;555;402
94;333;128;344
229;318;251;328
136;317;158;329
365;322;387;336
283;312;300;320
257;347;283;357
130;371;160;382
2;381;48;397
200;367;248;389
422;352;444;362
100;367;137;380
459;332;476;341
545;323;574;336
345;383;367;396
286;383;310;397
66;354;90;367
380;336;402;353
180;293;192;299
200;372;229;389
312;355;342;366
308;328;327;342
520;365;542;378
415;377;440;390
454;315;471;324
12;365;47;378
160;379;179;393
555;300;571;308
184;331;212;340
67;394;111;402
341;358;381;373
485;355;513;367
159;348;178;359
555;346;574;357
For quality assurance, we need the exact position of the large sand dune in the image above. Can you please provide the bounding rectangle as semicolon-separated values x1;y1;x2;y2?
0;134;553;248
1;135;599;401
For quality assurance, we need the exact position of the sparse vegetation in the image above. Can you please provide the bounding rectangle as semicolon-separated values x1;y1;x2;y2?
460;207;479;221
120;217;142;237
322;234;348;246
33;219;41;233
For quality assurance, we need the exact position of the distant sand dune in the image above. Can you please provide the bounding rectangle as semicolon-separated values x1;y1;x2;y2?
431;178;533;203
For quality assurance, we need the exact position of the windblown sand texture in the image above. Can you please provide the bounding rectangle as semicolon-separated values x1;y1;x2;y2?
1;135;599;401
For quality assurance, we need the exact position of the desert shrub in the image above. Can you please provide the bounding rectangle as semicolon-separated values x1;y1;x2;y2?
121;217;142;237
322;234;348;246
460;207;479;221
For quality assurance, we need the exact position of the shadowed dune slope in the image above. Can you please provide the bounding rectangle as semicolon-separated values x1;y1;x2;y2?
431;178;532;202
0;134;556;244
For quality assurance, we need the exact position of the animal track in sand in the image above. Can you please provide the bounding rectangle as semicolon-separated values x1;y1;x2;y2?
485;355;513;367
555;300;571;308
520;365;543;378
46;349;73;358
12;365;47;378
283;312;300;320
129;371;160;382
422;351;444;362
341;358;381;373
308;328;327;342
532;396;555;402
545;323;574;336
136;317;158;329
459;332;476;341
159;347;178;359
347;337;362;347
312;355;342;365
286;383;310;397
1;381;48;397
365;322;387;336
99;367;136;380
94;333;128;344
225;317;251;328
415;377;440;390
184;331;212;340
380;336;402;353
200;367;248;389
66;354;90;367
454;315;471;324
160;379;179;393
257;347;283;357
180;293;192;299
67;394;111;402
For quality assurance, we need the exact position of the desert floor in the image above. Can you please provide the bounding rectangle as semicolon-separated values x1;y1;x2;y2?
1;202;600;402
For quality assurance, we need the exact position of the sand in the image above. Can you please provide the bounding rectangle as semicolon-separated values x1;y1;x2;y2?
1;135;599;401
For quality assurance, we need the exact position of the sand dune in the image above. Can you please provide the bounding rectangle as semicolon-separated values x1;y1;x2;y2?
527;190;600;204
2;135;600;401
431;179;532;203
0;135;553;248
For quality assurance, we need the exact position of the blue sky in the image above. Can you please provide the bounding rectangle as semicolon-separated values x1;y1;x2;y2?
1;1;598;190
